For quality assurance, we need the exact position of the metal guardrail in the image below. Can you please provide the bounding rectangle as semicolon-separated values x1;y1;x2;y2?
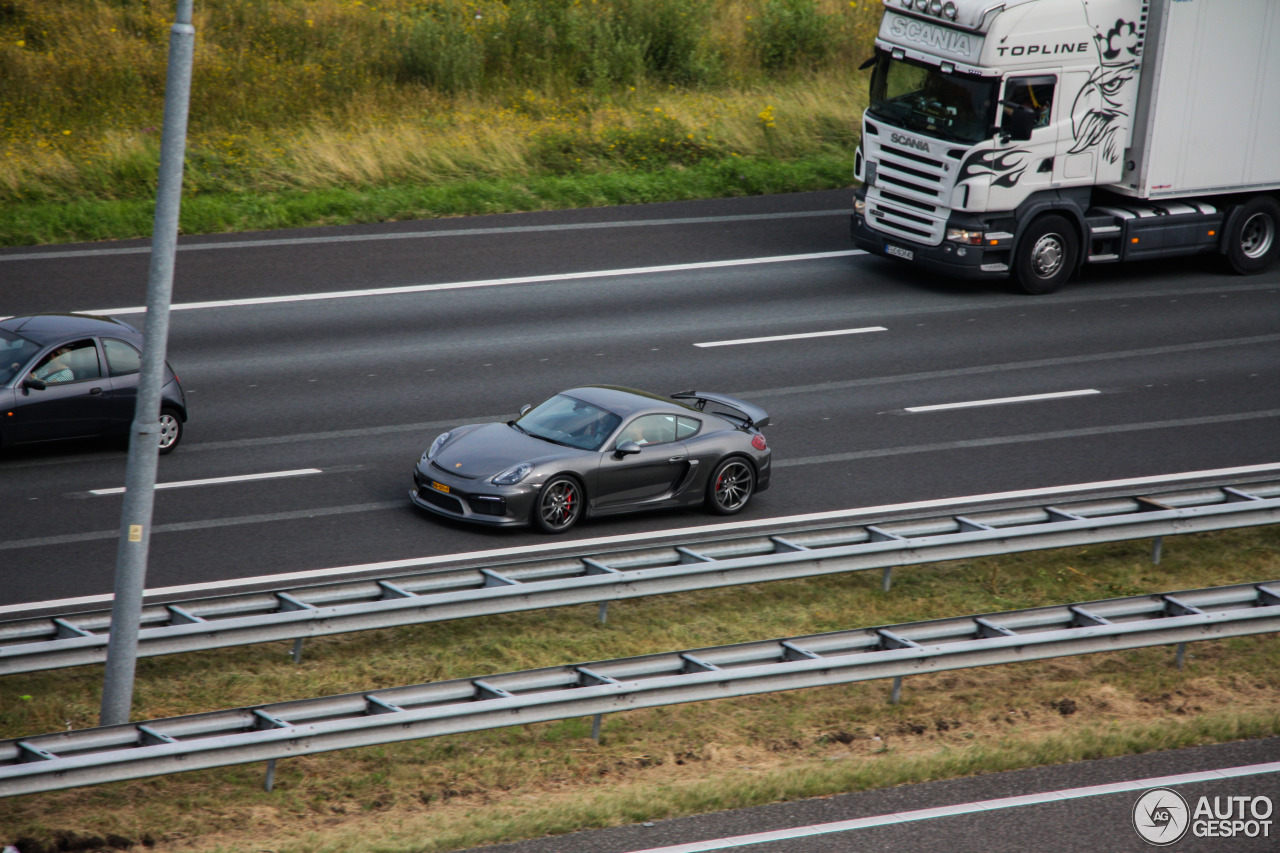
2;579;1277;797
3;480;1279;675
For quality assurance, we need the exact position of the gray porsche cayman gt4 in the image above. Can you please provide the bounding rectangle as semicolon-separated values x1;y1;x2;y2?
410;385;771;533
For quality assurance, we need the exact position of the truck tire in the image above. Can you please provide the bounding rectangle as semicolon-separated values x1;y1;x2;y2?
1225;195;1280;275
1013;214;1078;295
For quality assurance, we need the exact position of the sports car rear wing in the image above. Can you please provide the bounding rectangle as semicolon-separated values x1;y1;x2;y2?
671;391;770;429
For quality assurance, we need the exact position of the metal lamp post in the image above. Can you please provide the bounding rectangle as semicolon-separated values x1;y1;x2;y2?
99;0;195;726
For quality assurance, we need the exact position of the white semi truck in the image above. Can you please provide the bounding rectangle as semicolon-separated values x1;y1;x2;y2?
850;0;1280;293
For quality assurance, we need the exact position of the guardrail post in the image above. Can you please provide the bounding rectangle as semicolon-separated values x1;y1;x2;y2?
291;638;305;664
882;568;893;592
890;676;903;704
264;759;277;792
591;714;603;741
1175;642;1186;670
1152;537;1163;564
597;602;609;624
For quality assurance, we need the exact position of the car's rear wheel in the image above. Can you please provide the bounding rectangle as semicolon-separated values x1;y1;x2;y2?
706;456;754;515
533;475;582;533
157;407;183;455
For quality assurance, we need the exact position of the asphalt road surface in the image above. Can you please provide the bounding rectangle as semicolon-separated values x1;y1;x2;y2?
456;737;1280;853
2;189;1278;610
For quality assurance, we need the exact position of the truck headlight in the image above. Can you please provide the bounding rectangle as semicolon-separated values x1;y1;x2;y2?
854;197;867;216
946;227;985;245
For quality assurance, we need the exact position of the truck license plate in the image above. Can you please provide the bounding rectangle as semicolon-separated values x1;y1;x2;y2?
885;244;913;261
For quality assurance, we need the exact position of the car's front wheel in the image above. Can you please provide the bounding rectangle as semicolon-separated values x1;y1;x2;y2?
157;407;183;455
532;475;582;533
706;456;755;515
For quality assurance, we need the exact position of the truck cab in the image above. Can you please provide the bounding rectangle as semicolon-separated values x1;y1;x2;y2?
852;0;1280;292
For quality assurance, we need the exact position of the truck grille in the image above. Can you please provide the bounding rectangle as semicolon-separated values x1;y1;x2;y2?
867;145;953;246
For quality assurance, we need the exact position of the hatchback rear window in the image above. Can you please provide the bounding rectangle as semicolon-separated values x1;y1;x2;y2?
104;338;142;376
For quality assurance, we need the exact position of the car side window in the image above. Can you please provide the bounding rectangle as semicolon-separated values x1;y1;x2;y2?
32;339;100;384
103;338;142;377
675;416;701;439
618;415;678;446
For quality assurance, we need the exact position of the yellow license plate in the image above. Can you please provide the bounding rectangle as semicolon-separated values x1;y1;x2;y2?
431;481;450;494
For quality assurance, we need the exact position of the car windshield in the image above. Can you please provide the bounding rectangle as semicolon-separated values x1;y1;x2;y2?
516;394;621;451
868;52;997;145
0;329;40;386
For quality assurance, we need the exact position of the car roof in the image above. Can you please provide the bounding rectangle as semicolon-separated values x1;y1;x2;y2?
562;385;697;420
0;313;140;345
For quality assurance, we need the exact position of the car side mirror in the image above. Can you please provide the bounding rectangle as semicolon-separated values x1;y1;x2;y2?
23;376;46;391
519;403;532;417
614;440;642;457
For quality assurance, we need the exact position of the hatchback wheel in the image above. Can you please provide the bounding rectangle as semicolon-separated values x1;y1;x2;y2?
157;407;183;455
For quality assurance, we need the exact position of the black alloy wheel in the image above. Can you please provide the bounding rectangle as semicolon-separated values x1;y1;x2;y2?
533;475;583;533
706;456;754;515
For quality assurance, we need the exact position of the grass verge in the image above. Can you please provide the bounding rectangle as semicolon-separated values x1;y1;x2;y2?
2;526;1278;852
0;154;854;247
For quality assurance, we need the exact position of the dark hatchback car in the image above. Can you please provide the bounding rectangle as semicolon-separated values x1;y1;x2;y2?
0;313;188;454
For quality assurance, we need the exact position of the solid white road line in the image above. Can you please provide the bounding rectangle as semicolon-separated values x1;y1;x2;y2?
694;326;888;348
621;761;1280;852
88;468;322;496
905;389;1102;412
5;460;1278;617
0;210;857;262
77;252;864;317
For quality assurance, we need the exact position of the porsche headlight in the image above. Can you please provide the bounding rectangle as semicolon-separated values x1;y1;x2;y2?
492;462;534;486
427;431;452;460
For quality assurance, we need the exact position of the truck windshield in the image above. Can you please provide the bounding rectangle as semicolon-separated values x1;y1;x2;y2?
868;53;996;146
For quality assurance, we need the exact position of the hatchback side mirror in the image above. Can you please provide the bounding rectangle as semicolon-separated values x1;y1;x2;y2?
614;440;642;457
22;376;46;391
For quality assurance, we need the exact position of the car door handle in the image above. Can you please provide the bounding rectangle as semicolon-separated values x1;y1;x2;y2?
668;455;685;463
89;387;104;395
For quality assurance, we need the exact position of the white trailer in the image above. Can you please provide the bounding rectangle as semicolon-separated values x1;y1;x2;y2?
851;0;1280;292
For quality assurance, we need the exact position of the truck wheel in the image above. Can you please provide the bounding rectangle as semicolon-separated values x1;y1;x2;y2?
1013;214;1078;295
1225;196;1280;274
